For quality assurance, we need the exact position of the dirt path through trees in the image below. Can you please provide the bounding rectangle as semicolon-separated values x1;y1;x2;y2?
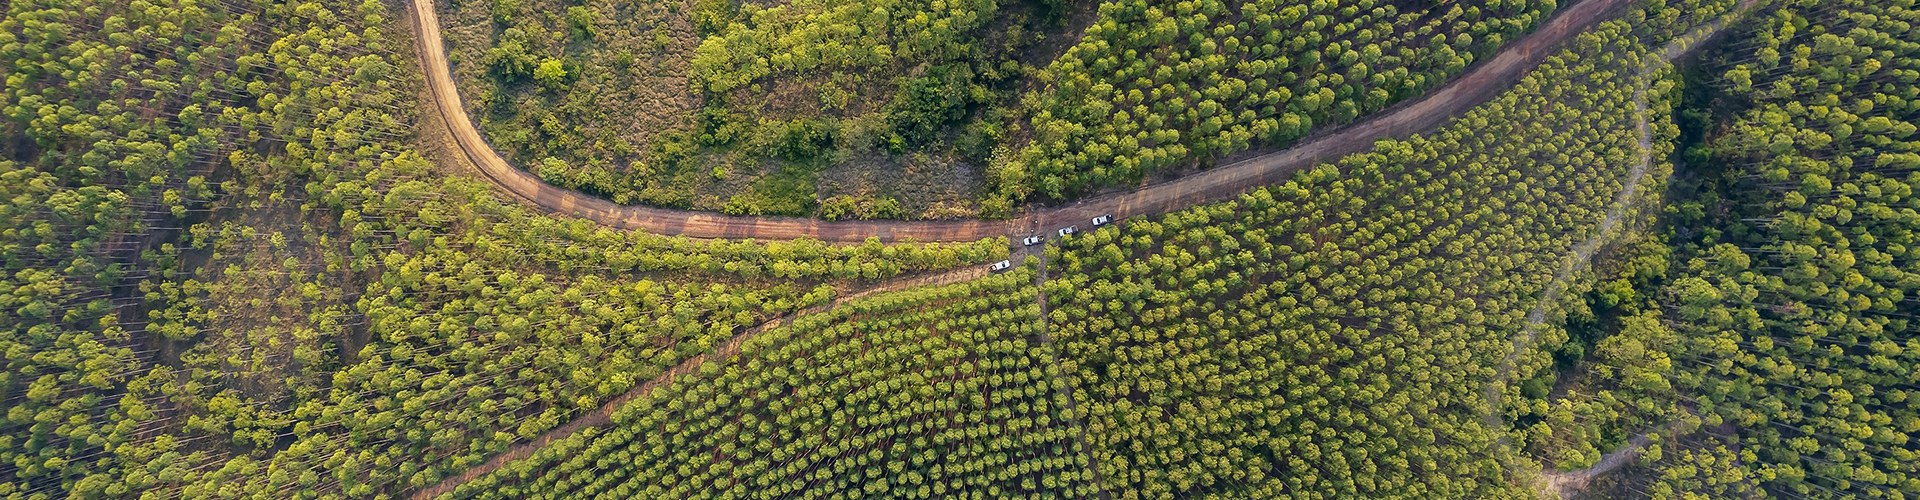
1481;1;1756;494
1539;430;1660;498
406;267;989;500
409;0;1627;243
1481;51;1665;454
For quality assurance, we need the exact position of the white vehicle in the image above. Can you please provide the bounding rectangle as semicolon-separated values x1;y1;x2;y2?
989;260;1013;271
1023;235;1044;246
1091;214;1113;226
1058;226;1078;237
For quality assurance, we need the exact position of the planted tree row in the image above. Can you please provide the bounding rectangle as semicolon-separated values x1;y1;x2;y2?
438;267;1099;500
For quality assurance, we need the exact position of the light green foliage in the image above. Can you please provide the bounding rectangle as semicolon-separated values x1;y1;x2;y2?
534;58;568;91
688;0;998;95
564;6;595;40
11;0;1914;498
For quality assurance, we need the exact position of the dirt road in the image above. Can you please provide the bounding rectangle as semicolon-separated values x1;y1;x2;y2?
406;266;989;500
409;0;1627;243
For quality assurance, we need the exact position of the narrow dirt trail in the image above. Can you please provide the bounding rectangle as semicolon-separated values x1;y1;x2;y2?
409;0;1627;243
1477;1;1758;495
1484;0;1761;438
1540;430;1660;498
1480;59;1662;449
406;267;989;500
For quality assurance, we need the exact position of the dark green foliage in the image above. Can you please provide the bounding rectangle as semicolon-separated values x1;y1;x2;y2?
564;6;596;40
485;27;541;80
771;119;837;161
890;65;980;147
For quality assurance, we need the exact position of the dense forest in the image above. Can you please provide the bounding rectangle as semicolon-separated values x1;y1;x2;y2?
436;268;1100;500
3;0;1916;498
1043;18;1660;498
0;0;1001;496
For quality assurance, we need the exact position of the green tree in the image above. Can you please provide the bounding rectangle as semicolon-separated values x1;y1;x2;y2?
534;58;568;92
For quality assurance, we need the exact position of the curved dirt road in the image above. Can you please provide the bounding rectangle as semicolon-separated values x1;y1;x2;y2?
409;0;1626;243
1541;431;1658;498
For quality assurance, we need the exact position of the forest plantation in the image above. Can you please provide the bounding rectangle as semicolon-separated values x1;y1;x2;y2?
2;0;1918;497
